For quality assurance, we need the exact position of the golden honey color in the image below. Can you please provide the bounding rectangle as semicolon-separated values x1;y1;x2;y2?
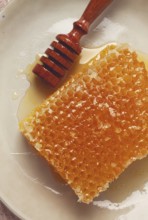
20;44;148;203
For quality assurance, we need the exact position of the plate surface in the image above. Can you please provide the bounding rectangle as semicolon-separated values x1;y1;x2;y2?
0;0;148;220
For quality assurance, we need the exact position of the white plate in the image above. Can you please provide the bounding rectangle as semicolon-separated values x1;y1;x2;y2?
0;0;148;220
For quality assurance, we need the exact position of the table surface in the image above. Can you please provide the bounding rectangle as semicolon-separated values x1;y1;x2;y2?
0;202;20;220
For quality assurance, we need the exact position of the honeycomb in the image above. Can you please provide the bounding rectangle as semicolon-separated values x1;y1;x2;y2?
20;44;148;203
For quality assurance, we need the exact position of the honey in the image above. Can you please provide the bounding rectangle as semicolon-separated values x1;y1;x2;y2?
19;44;148;203
18;45;107;121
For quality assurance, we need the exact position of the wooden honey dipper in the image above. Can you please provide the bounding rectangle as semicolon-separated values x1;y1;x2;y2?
33;0;113;87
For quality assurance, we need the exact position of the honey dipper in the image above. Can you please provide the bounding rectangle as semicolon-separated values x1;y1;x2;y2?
33;0;113;87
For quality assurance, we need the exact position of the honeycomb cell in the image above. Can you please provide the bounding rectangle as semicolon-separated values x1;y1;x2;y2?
20;44;148;204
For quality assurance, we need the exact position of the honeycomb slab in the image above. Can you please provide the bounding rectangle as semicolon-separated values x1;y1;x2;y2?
20;45;148;203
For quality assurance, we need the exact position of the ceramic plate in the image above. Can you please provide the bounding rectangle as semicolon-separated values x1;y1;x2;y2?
0;0;148;219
